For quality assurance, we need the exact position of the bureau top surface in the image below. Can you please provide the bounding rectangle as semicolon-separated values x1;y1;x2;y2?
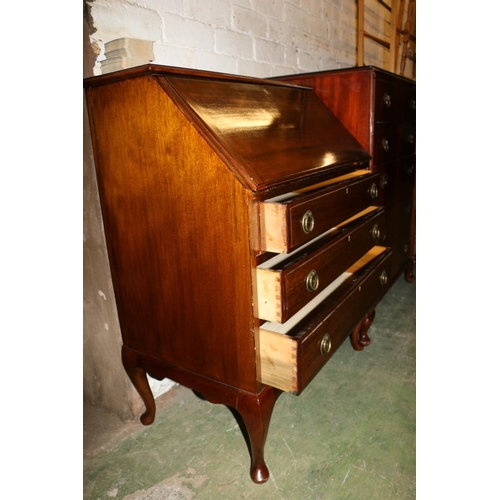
275;65;416;85
84;64;370;193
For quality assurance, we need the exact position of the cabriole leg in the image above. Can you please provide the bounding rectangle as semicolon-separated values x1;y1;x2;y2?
350;309;376;351
233;387;282;484
121;346;156;425
405;257;416;283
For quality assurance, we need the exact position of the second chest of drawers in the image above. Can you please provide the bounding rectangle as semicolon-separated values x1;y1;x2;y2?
277;66;416;283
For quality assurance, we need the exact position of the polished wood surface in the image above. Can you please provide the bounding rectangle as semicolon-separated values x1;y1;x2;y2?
276;66;416;283
350;309;376;351
84;65;410;484
276;66;416;169
260;172;380;253
86;74;258;392
160;75;370;192
256;207;386;323
258;247;392;393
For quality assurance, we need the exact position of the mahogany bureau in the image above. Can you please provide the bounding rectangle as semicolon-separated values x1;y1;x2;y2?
84;64;413;484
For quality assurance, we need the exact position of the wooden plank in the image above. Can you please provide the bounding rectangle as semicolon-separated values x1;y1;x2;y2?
260;202;288;253
256;268;282;322
357;0;365;66
389;0;398;71
258;330;298;393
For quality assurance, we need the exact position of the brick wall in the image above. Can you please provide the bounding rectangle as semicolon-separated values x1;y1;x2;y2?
88;0;389;77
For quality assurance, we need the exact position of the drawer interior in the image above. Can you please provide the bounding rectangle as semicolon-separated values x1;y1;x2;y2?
255;206;385;322
259;170;380;253
257;246;392;393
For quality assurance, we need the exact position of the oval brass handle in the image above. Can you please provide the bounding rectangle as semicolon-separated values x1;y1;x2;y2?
301;210;315;234
383;93;391;107
379;270;388;285
368;183;379;200
320;333;332;355
371;223;380;240
306;270;319;292
381;137;389;152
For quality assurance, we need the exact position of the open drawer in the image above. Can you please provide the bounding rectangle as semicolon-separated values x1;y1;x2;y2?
259;170;381;253
256;206;386;323
257;246;393;394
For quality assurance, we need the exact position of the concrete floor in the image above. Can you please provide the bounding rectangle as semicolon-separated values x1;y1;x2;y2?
83;274;415;499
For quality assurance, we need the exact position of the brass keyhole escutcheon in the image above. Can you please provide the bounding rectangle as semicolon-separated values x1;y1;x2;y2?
368;183;379;200
379;270;388;285
371;223;380;240
320;333;332;355
301;210;315;234
383;93;391;107
381;137;389;152
306;270;319;292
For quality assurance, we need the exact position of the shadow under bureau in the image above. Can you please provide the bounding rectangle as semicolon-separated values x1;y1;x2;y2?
84;65;414;484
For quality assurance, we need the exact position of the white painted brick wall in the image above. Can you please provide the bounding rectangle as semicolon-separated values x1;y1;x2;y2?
215;28;254;60
88;0;389;78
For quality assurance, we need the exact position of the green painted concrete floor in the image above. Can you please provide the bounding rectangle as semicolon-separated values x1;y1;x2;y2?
84;275;415;499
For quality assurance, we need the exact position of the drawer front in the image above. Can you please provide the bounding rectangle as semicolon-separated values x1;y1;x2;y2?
375;79;416;124
258;247;393;394
373;123;398;165
260;172;380;253
400;156;416;186
381;156;415;209
256;208;386;323
373;125;415;164
397;120;416;158
373;77;416;163
374;78;398;122
401;83;416;124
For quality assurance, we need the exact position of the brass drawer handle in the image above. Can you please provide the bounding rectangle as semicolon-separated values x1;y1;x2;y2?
408;134;415;145
410;98;416;111
306;270;319;292
381;137;389;152
301;210;315;234
380;173;388;188
371;223;380;240
368;183;379;200
320;333;332;355
383;93;391;107
379;270;388;285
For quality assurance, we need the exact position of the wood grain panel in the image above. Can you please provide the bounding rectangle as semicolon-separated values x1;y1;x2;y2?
87;75;258;391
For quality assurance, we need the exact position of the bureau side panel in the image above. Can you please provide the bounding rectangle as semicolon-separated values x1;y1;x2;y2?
86;76;257;392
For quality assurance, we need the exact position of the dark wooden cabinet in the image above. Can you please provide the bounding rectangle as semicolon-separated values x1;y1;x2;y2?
84;64;414;484
276;66;416;282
